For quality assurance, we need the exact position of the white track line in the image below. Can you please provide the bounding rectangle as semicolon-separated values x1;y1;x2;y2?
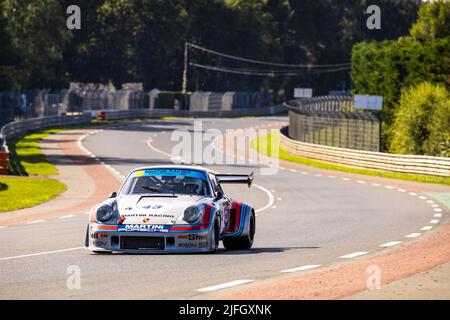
339;252;368;259
434;214;442;218
421;226;433;231
433;208;443;213
253;184;275;214
26;220;45;225
371;183;381;187
406;233;421;238
430;220;439;224
280;265;321;273
0;247;85;261
197;280;254;292
58;215;74;220
380;241;402;248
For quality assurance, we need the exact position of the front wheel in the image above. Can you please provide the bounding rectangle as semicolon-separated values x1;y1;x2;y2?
223;211;255;250
209;219;220;254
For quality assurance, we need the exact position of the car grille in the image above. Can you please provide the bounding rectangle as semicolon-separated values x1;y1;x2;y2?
120;236;165;250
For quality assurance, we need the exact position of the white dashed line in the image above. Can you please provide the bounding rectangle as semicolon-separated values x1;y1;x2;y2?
26;220;45;225
357;180;366;184
426;200;435;204
380;241;402;248
433;208;443;213
397;189;406;193
342;178;351;181
406;233;421;238
197;280;254;292
430;220;439;224
434;214;442;218
58;215;74;220
339;252;368;259
371;183;381;187
421;226;433;231
431;204;439;208
385;186;395;190
419;196;427;200
280;265;321;273
409;192;417;196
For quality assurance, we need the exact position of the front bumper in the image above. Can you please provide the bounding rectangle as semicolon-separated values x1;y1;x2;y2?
87;224;213;253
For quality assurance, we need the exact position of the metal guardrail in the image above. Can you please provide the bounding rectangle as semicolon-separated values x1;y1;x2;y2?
280;127;450;177
285;97;381;152
0;113;91;151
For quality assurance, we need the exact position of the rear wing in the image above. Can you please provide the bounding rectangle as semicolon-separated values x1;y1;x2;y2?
216;172;254;188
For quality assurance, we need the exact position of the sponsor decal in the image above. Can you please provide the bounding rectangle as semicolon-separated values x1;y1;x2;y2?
133;169;207;181
91;233;108;239
177;242;198;249
118;224;171;233
93;240;107;246
143;217;150;224
177;234;207;241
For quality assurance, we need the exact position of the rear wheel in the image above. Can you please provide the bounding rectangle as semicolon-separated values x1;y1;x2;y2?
223;211;255;250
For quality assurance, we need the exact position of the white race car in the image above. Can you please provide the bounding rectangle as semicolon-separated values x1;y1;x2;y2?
85;166;255;253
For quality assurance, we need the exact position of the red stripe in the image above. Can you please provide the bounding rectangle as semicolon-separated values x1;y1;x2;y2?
224;201;243;235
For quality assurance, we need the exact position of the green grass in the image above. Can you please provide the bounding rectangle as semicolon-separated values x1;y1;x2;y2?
1;129;68;212
7;129;62;176
0;176;66;212
252;131;450;186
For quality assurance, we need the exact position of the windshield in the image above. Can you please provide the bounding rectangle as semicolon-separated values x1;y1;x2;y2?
120;168;211;196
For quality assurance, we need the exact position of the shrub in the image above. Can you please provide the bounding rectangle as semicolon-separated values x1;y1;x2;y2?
389;82;450;156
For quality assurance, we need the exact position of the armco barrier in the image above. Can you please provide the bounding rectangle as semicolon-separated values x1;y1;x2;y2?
0;113;91;150
280;127;450;177
102;105;286;120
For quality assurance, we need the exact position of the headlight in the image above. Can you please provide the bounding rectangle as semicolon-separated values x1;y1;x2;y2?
183;206;202;223
96;205;114;223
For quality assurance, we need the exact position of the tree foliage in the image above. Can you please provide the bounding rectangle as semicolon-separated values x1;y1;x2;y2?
351;0;449;151
0;0;421;93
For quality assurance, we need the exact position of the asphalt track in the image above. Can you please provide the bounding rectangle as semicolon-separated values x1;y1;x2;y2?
0;117;446;299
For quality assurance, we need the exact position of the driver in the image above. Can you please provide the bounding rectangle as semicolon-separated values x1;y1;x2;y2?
183;179;203;195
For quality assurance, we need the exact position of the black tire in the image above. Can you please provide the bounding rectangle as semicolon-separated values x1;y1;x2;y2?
84;225;89;247
92;251;113;254
209;219;220;254
223;211;255;250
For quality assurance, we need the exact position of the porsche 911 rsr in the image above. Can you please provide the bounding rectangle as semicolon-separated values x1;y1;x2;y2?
85;166;256;253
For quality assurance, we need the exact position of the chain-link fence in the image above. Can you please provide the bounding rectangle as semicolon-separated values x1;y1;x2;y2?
285;97;381;152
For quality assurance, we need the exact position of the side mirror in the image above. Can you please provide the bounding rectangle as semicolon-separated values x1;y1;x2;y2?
109;192;117;199
215;191;224;201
